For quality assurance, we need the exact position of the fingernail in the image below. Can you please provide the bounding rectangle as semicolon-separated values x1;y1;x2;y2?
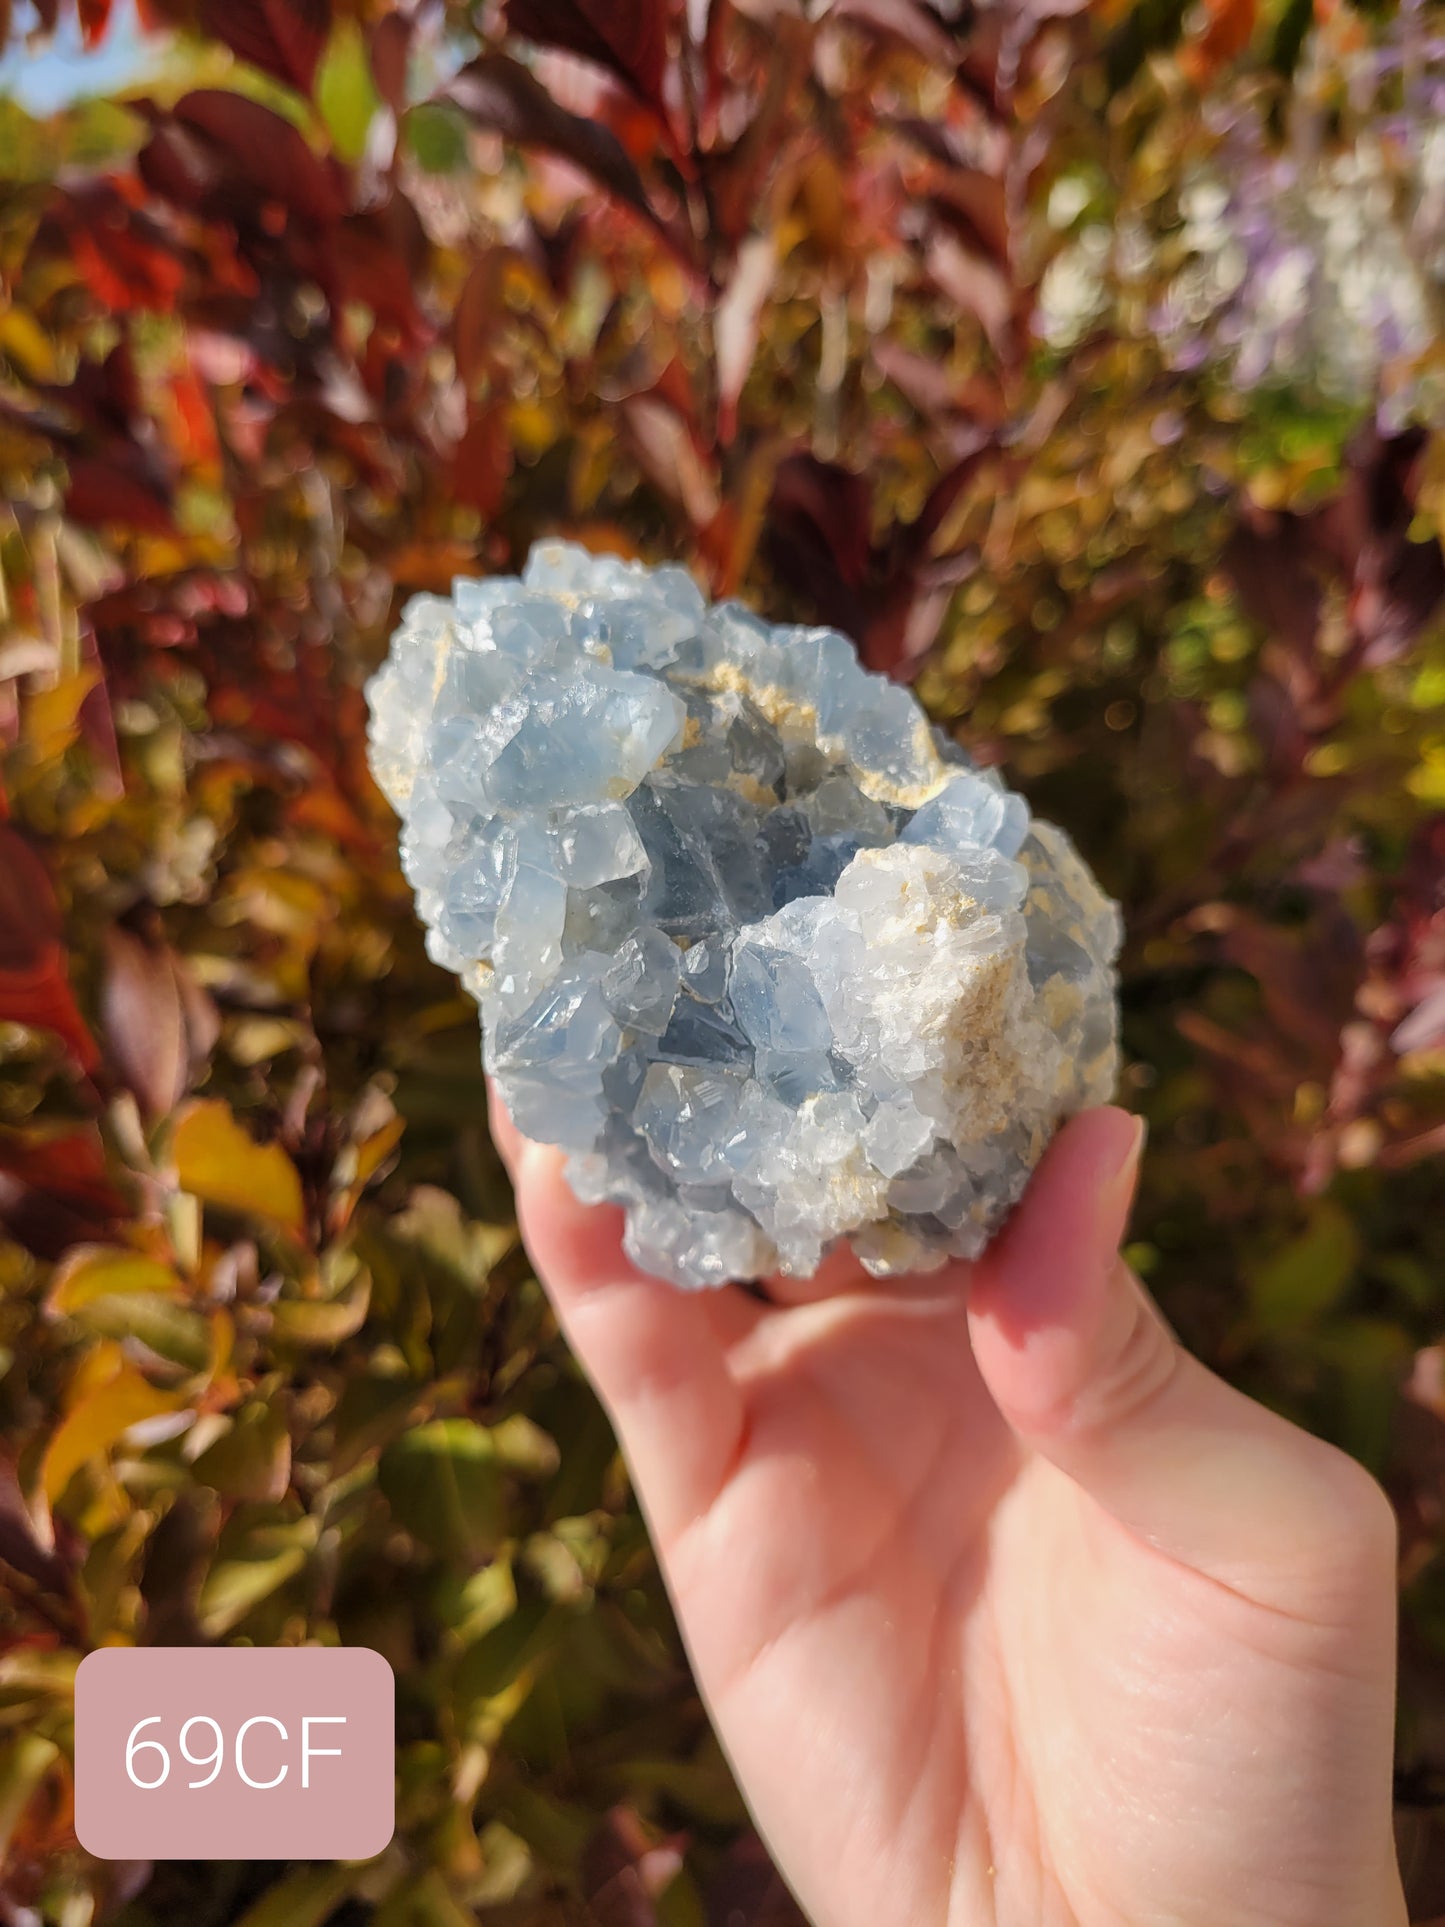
1102;1114;1147;1224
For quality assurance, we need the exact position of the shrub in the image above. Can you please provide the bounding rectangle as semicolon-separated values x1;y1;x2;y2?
0;1;1443;1920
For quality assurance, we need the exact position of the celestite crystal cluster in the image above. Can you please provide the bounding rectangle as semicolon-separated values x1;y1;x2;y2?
367;543;1122;1288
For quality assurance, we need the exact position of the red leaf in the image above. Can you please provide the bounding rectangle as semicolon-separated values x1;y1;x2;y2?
504;0;669;113
52;184;187;313
1180;0;1257;83
65;451;175;534
1227;425;1445;670
707;17;812;245
0;828;59;965
334;210;429;349
173;90;346;227
872;339;1008;431
76;628;125;802
454;255;504;390
101;929;218;1122
927;168;1011;268
0;1457;71;1594
136;118;220;214
369;12;411;112
0;828;99;1072
0;1129;127;1260
447;54;667;241
767;454;873;593
450;401;512;519
762;451;989;677
78;0;113;47
197;0;332;94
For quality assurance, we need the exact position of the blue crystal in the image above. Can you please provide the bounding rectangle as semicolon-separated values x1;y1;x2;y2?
368;541;1122;1288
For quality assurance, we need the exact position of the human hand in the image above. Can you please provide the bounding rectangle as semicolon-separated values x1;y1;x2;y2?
492;1095;1405;1927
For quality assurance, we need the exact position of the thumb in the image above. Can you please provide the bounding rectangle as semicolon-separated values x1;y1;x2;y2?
967;1108;1396;1619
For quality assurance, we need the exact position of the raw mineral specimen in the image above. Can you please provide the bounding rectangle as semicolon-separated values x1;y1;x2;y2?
367;542;1122;1288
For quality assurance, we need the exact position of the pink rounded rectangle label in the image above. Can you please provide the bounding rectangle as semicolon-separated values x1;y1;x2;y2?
75;1646;395;1861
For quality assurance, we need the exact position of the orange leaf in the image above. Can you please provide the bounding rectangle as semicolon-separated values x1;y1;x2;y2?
0;827;100;1072
1181;0;1258;81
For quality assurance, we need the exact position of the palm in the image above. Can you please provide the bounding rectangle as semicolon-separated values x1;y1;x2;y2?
667;1290;1389;1927
498;1100;1405;1927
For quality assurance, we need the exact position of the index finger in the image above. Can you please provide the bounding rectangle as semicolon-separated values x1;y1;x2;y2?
491;1085;754;1549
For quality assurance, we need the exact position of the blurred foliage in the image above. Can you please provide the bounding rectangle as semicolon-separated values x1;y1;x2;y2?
0;0;1443;1920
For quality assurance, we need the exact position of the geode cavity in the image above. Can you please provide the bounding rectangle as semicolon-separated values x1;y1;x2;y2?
367;542;1122;1288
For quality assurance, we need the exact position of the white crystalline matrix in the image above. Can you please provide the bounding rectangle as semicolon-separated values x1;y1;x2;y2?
367;542;1123;1288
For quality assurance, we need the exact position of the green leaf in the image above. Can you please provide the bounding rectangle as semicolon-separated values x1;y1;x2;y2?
438;1552;517;1644
1269;0;1313;74
66;1294;213;1372
331;1368;426;1472
405;102;468;175
494;1780;594;1878
616;1735;749;1828
1315;1317;1413;1474
451;1599;560;1711
472;1821;534;1906
316;20;381;165
378;1419;504;1563
271;1267;371;1346
198;1524;313;1636
1248;1201;1360;1333
191;1399;292;1503
656;1864;708;1927
233;1865;356;1927
372;1869;477;1927
488;1414;559;1479
198;1549;307;1636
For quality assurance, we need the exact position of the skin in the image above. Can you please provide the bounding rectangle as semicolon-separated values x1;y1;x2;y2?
491;1093;1407;1927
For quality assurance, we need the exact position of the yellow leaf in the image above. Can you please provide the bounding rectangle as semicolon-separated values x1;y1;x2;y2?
0;1650;78;1697
354;1116;405;1188
227;866;331;936
1408;751;1445;806
335;1116;405;1225
0;1735;61;1862
24;667;100;764
43;1363;186;1504
172;1099;305;1237
209;1306;236;1383
0;309;58;380
69;1342;128;1400
48;1246;183;1314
